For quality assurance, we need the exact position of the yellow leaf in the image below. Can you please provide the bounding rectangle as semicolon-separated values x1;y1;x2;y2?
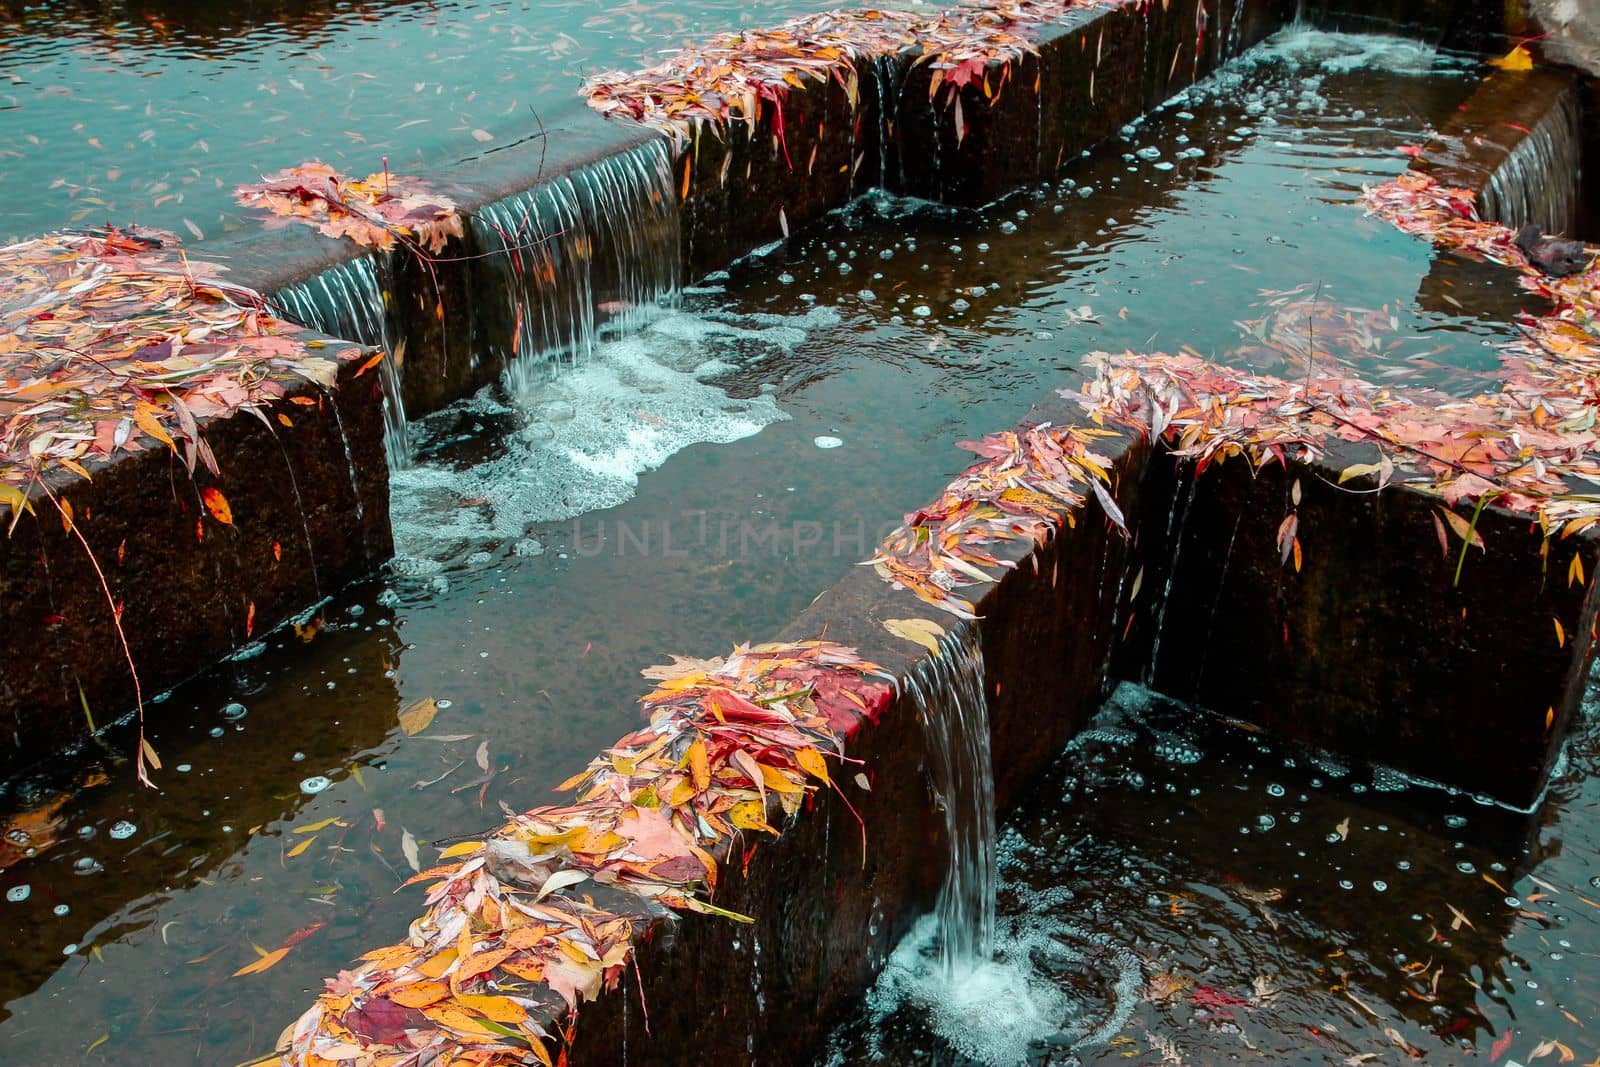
687;738;710;793
294;817;344;834
133;403;175;450
758;762;805;795
883;617;945;653
1555;617;1566;648
438;840;483;859
1488;43;1534;70
286;835;317;858
1570;553;1585;588
0;484;34;528
795;745;831;785
454;993;528;1024
1338;461;1382;485
232;946;290;977
389;981;452;1008
729;799;777;834
397;696;439;736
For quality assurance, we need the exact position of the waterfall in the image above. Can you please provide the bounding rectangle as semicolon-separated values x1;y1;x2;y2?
271;256;412;469
1478;87;1583;238
906;624;996;977
472;139;681;397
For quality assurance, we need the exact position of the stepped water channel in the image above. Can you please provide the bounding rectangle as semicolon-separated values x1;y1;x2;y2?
0;25;1594;1065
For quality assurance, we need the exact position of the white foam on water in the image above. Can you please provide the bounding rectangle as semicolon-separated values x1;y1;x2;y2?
1247;28;1475;76
862;904;1143;1066
388;307;793;569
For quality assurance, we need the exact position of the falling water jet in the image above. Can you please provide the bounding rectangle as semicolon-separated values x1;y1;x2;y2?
473;140;681;399
1477;87;1582;238
271;257;412;469
906;624;996;978
853;627;1145;1064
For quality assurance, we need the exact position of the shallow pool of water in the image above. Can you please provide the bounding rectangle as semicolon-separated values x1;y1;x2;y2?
0;0;871;241
0;28;1560;1065
827;677;1600;1065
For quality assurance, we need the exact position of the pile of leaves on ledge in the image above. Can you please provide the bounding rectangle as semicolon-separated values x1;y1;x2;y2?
583;0;1125;146
0;226;362;508
278;641;892;1067
236;163;464;254
866;172;1600;617
867;422;1126;618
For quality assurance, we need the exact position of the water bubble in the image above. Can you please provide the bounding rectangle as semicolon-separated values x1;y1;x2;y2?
77;826;94;840
1135;146;1162;161
1373;881;1388;892
209;727;225;739
999;221;1018;235
109;821;136;840
1339;879;1354;890
1457;861;1476;874
74;857;102;875
1445;815;1468;829
1256;815;1276;831
437;699;453;710
1504;896;1522;908
837;262;852;275
1153;161;1175;171
292;751;306;762
177;764;191;773
1077;186;1095;198
63;944;77;955
1324;832;1342;844
1397;860;1411;870
299;776;332;795
6;885;30;902
912;305;932;318
1266;783;1285;797
777;273;795;285
813;436;844;450
53;904;69;917
950;299;971;313
220;702;248;722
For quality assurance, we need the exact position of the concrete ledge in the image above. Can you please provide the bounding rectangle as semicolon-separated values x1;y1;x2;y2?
1126;442;1600;810
0;347;391;775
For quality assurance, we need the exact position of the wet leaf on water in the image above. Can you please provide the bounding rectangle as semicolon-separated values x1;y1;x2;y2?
286;835;317;859
232;944;290;977
398;696;440;736
401;828;421;873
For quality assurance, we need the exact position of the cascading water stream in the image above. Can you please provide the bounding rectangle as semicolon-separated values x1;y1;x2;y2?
1478;87;1583;238
906;624;996;978
472;139;681;397
847;628;1143;1064
271;256;412;469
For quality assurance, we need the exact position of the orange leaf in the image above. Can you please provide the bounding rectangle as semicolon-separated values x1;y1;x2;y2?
201;486;233;525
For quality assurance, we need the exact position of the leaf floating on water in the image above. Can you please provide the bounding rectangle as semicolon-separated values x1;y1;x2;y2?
401;828;421;873
882;617;945;653
397;696;440;736
233;944;290;977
